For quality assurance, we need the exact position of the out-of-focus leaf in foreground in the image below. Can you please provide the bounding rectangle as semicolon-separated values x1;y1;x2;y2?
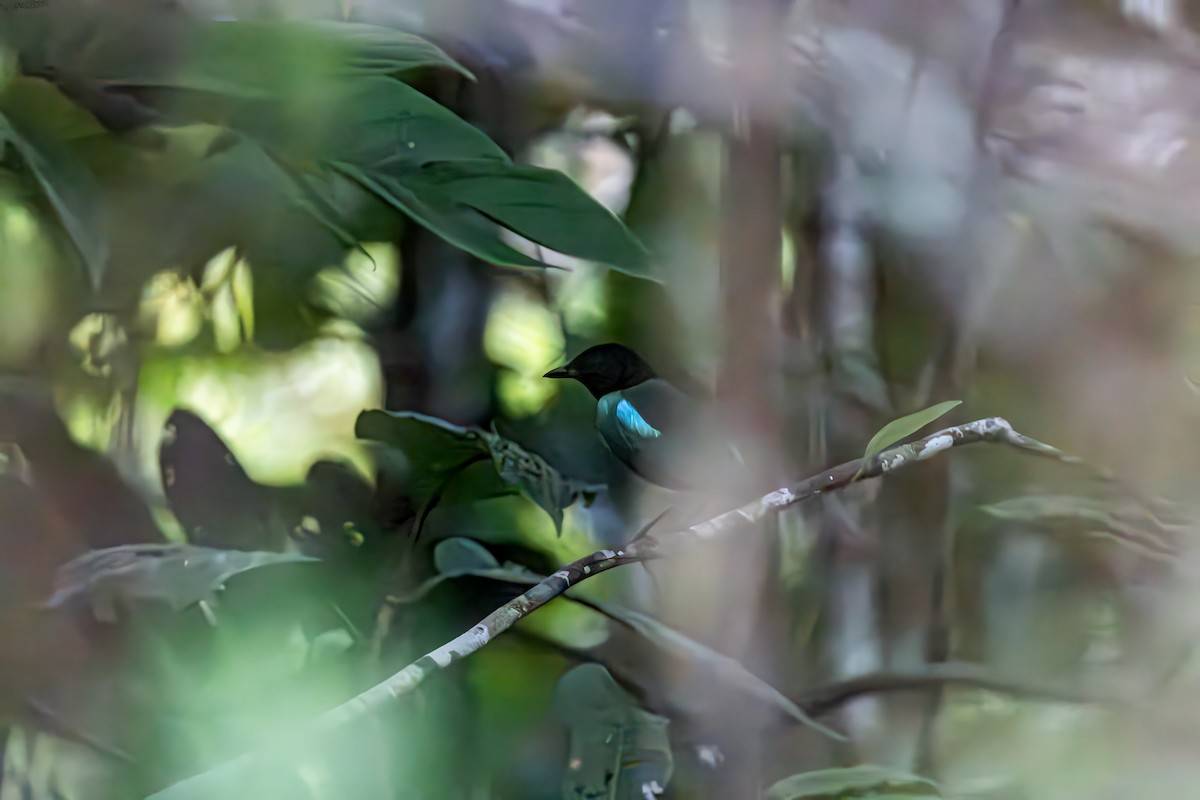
46;544;316;623
553;664;673;800
764;764;940;799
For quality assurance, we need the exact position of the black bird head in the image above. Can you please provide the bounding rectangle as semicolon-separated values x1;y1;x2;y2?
544;343;657;399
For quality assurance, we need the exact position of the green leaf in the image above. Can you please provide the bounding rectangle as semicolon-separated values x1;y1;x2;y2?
0;110;107;288
333;161;546;268
356;409;508;504
107;21;470;96
324;77;507;168
858;400;961;474
483;429;582;533
553;664;673;800
415;159;652;276
302;21;474;80
393;537;543;604
433;537;501;576
0;76;108;142
356;410;599;533
764;765;940;799
337;158;653;275
46;544;316;623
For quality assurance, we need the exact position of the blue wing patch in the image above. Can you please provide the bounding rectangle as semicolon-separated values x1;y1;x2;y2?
616;398;661;440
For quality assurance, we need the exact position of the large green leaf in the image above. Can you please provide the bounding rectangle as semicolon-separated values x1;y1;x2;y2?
0;110;107;288
764;765;940;799
858;399;962;474
333;161;545;268
45;544;316;623
414;159;652;275
302;21;474;80
103;20;470;97
324;77;507;168
338;159;652;275
356;410;599;533
553;664;673;800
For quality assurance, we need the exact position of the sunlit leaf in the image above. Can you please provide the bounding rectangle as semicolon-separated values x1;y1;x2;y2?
46;544;316;623
0;111;107;288
764;765;940;799
0;76;108;142
858;400;961;474
553;664;673;800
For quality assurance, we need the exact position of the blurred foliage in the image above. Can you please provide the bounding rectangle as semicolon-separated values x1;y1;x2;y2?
3;2;1200;800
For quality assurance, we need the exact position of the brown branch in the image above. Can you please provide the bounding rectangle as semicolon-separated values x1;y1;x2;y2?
145;416;1070;800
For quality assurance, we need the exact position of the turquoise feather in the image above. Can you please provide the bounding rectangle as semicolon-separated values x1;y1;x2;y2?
614;398;661;440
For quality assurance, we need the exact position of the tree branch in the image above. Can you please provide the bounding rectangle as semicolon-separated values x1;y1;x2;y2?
145;416;1071;800
796;663;1110;719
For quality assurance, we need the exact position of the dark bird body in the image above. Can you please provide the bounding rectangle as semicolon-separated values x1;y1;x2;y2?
545;344;732;490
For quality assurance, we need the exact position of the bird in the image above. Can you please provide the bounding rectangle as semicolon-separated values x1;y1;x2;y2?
544;343;736;491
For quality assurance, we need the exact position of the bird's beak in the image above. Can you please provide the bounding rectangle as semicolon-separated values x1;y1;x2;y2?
543;366;572;379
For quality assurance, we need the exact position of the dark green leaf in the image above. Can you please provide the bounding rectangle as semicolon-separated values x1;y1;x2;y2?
859;400;961;473
333;161;545;268
394;537;542;604
0;110;107;288
356;410;599;533
46;544;316;623
417;159;652;276
325;77;507;168
356;409;507;505
553;664;673;800
764;765;940;799
483;429;581;533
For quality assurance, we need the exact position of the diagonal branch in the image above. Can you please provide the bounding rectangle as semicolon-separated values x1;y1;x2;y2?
146;416;1072;800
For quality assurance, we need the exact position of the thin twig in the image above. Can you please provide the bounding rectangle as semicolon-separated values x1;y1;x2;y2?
145;416;1071;800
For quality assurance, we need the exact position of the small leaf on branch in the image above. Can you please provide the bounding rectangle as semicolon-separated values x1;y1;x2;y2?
857;400;962;477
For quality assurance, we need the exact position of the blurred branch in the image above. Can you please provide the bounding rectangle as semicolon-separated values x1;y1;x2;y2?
681;416;1052;541
797;662;1108;718
145;415;1085;800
